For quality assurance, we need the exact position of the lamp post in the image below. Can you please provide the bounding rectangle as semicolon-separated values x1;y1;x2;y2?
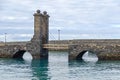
58;29;60;40
5;33;7;45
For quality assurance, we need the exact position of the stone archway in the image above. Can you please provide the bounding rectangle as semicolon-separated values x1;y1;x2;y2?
76;50;98;61
76;50;87;60
13;50;26;59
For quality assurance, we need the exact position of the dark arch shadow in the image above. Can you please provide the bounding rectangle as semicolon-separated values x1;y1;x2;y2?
13;50;26;59
76;50;87;60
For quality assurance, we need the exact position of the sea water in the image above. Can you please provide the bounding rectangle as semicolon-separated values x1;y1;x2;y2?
0;51;120;80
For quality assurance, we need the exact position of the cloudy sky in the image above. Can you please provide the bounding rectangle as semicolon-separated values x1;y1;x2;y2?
0;0;120;42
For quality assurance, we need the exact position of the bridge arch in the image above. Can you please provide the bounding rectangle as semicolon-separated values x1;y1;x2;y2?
13;50;27;59
76;50;98;61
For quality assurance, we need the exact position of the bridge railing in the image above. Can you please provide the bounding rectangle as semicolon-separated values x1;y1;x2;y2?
43;44;69;50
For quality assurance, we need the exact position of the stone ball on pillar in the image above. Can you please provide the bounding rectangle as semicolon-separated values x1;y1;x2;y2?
43;11;50;17
36;10;41;13
43;11;47;15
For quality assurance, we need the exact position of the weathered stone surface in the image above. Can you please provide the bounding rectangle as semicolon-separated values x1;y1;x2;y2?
0;45;26;58
26;10;49;59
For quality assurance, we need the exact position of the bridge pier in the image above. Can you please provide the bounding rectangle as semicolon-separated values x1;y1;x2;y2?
26;10;49;59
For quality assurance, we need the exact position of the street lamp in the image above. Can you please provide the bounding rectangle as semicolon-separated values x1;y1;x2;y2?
58;29;60;40
5;33;7;45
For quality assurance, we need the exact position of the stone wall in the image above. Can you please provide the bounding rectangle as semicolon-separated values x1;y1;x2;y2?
0;45;26;58
49;39;120;45
49;40;70;44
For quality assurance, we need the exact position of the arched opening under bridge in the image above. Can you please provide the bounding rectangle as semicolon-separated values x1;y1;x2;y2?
13;50;33;60
76;50;98;62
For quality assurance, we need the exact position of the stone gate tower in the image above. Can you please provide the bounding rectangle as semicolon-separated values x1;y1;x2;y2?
26;10;49;59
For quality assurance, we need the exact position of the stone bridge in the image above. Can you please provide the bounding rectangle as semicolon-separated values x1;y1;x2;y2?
0;9;120;60
69;40;120;60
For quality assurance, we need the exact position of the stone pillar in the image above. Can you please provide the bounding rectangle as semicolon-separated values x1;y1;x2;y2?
33;10;42;39
42;11;49;44
40;11;49;57
26;10;49;59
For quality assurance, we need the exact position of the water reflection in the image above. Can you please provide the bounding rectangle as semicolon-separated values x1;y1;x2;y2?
1;51;120;80
69;51;98;67
96;60;120;70
69;59;97;67
82;51;98;62
31;59;50;80
4;59;50;80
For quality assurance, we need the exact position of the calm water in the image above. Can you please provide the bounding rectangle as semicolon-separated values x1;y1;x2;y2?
1;51;120;80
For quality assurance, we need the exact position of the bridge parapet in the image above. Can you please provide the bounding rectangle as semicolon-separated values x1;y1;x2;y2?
43;44;68;50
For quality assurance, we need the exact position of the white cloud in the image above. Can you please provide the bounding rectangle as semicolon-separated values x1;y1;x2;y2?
0;34;33;42
0;16;30;21
112;24;120;28
0;26;33;30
